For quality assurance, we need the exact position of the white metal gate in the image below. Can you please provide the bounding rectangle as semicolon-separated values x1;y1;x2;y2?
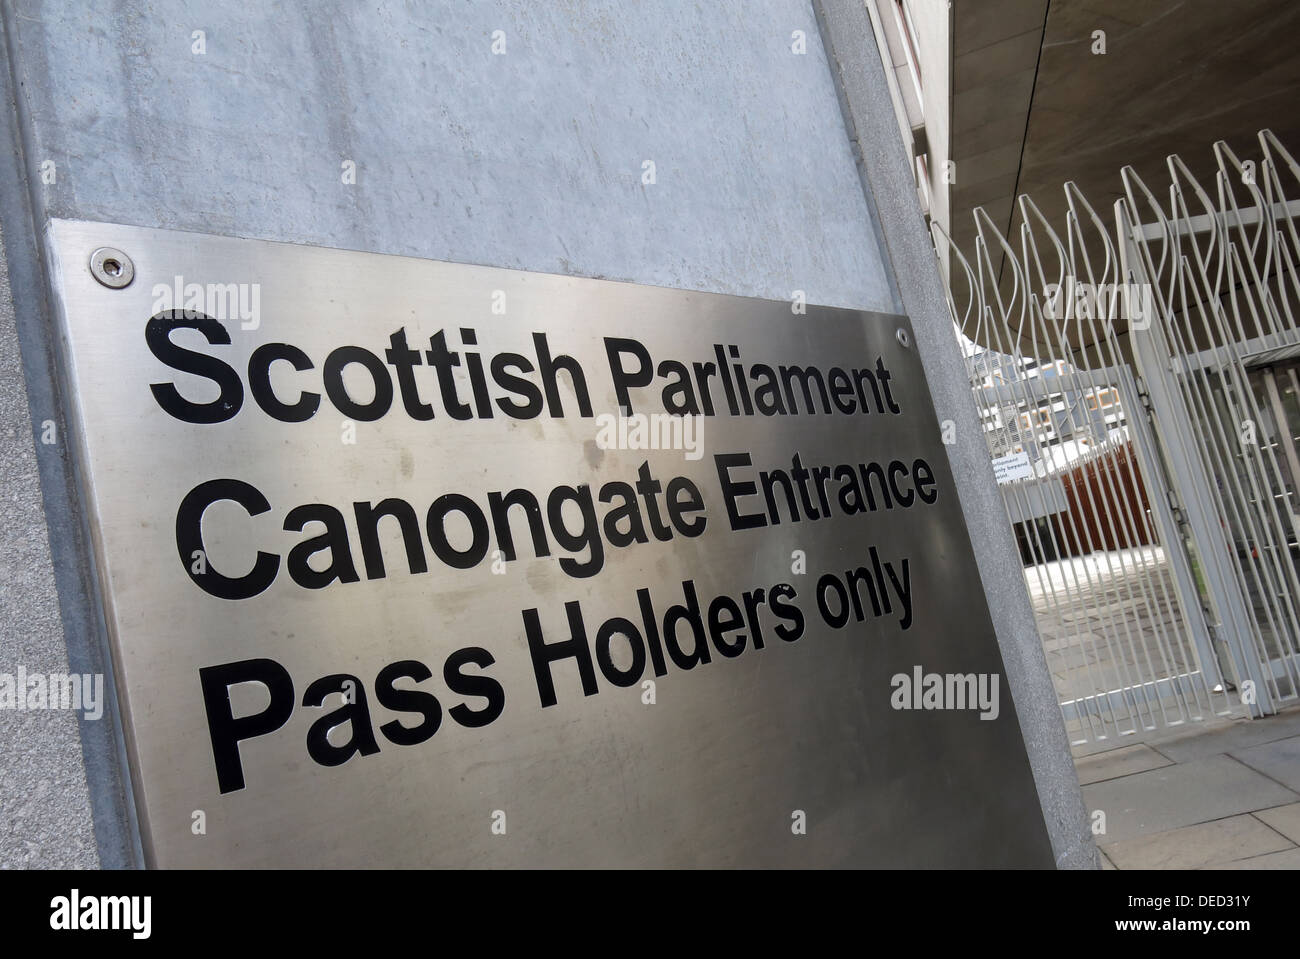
1118;131;1300;718
929;141;1300;741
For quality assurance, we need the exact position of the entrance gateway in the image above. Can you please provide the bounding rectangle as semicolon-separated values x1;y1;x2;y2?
46;219;1054;867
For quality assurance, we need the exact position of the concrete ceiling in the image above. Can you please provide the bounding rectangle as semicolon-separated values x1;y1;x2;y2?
948;0;1300;319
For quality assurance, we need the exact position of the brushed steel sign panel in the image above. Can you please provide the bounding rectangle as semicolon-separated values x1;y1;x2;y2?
46;219;1053;867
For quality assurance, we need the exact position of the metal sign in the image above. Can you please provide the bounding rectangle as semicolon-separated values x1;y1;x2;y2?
46;219;1053;867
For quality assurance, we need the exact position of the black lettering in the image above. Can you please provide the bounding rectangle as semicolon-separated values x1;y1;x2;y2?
147;311;243;424
605;337;653;414
665;477;707;537
523;602;599;708
284;504;361;589
914;458;938;504
248;343;320;422
708;595;746;658
426;494;490;569
770;584;804;642
354;498;428;579
323;346;393;421
302;674;381;767
199;658;295;794
547;485;604;577
376;660;442;746
714;452;766;531
445;647;506;728
595;617;647;687
177;479;279;600
888;459;915;507
490;353;543;418
663;580;711;670
535;332;591;417
384;329;435;420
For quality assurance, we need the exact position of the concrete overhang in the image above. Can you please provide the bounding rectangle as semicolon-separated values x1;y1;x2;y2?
948;0;1300;357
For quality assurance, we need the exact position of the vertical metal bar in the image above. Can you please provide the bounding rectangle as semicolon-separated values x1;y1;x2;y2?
1116;363;1229;702
1119;195;1275;715
1262;370;1300;517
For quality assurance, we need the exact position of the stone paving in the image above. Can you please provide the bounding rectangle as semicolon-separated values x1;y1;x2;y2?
1024;546;1300;867
1074;706;1300;868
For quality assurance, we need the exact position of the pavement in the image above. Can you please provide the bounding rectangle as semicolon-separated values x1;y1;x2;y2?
1074;706;1300;868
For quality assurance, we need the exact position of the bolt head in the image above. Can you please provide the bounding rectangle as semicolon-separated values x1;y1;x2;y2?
90;247;134;289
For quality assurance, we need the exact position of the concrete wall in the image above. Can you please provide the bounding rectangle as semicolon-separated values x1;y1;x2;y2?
0;214;99;867
6;0;893;310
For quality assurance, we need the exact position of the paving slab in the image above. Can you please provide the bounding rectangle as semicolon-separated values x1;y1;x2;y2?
1150;709;1300;763
1231;736;1300;792
1081;754;1299;844
1075;743;1173;785
1100;814;1293;870
1213;847;1300;869
1071;730;1156;759
1252;802;1300;843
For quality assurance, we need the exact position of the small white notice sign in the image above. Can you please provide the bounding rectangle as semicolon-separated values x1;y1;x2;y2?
992;451;1034;484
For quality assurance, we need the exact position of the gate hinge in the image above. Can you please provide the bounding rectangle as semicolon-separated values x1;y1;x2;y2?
1167;488;1188;526
1135;375;1154;413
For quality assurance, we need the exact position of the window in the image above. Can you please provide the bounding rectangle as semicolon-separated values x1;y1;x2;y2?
1019;407;1054;430
1085;388;1120;410
894;0;923;93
